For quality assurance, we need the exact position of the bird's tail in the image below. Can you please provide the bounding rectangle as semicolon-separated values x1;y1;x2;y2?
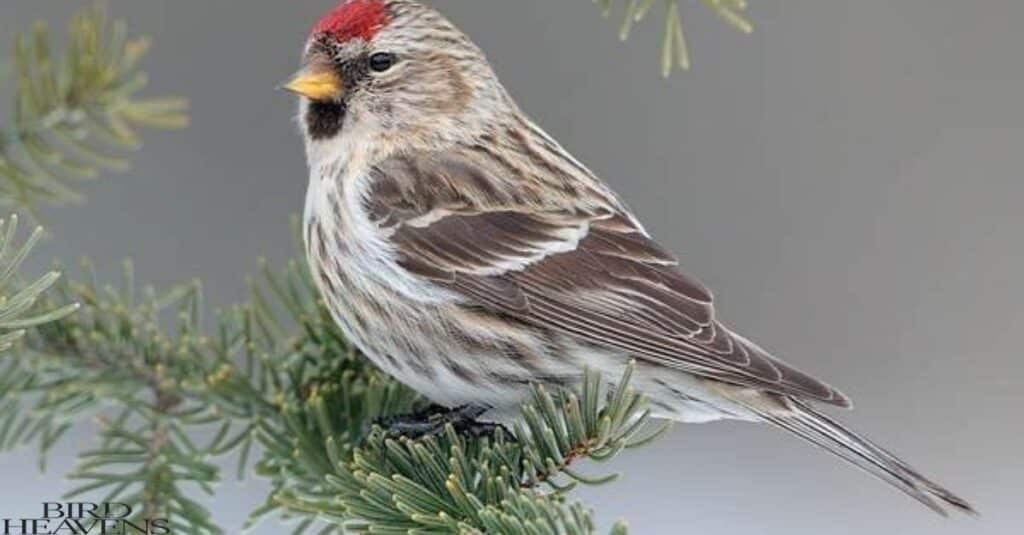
742;395;977;516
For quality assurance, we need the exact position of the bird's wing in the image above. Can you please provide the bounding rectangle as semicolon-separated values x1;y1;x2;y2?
366;153;851;407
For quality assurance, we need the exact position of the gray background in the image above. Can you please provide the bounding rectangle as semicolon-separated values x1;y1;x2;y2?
1;1;1021;534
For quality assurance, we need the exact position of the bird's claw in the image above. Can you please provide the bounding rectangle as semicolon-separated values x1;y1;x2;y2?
375;404;509;440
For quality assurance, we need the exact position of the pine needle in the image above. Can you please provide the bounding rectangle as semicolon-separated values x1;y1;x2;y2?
596;0;755;75
0;3;188;216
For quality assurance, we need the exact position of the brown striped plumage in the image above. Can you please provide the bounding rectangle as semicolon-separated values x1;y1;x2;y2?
288;0;975;516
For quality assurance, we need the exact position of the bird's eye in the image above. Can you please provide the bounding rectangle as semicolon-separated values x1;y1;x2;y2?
369;52;397;72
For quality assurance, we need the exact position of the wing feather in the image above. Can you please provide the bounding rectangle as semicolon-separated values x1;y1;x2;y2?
366;152;851;407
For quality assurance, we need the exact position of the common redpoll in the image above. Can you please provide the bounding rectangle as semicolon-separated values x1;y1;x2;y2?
285;0;974;516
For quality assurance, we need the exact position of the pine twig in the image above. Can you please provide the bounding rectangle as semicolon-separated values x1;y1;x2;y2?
9;222;671;534
0;214;77;467
0;3;188;216
595;0;754;76
33;267;222;534
227;262;663;534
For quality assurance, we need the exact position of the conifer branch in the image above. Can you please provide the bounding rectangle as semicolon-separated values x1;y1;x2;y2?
595;0;754;76
0;3;188;216
15;251;666;534
235;263;657;533
0;214;78;467
25;264;222;533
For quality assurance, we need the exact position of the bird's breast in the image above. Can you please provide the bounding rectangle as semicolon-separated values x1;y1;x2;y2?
304;166;451;310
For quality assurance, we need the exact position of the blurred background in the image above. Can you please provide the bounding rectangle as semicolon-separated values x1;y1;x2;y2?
1;1;1021;533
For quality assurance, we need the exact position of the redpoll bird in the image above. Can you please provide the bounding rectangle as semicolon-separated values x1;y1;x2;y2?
286;0;974;516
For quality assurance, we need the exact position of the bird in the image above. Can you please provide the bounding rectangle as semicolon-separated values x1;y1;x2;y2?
284;0;975;516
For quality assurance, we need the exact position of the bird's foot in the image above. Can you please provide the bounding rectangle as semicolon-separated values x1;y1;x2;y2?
376;404;509;440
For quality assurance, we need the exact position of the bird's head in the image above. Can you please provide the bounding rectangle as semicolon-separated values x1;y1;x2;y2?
286;0;510;163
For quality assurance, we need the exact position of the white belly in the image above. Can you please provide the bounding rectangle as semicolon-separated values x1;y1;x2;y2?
303;169;541;411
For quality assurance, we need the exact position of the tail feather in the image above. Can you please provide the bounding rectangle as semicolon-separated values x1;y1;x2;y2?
746;396;977;516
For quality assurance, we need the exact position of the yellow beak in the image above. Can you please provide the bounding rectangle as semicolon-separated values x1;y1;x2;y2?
282;68;344;101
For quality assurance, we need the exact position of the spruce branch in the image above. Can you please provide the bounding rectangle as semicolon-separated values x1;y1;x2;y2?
595;0;754;76
319;367;664;535
0;3;188;216
205;261;666;534
16;249;667;534
0;214;77;467
0;1;187;466
25;263;223;533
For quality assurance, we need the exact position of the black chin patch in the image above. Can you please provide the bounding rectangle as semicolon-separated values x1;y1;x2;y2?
306;101;345;140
